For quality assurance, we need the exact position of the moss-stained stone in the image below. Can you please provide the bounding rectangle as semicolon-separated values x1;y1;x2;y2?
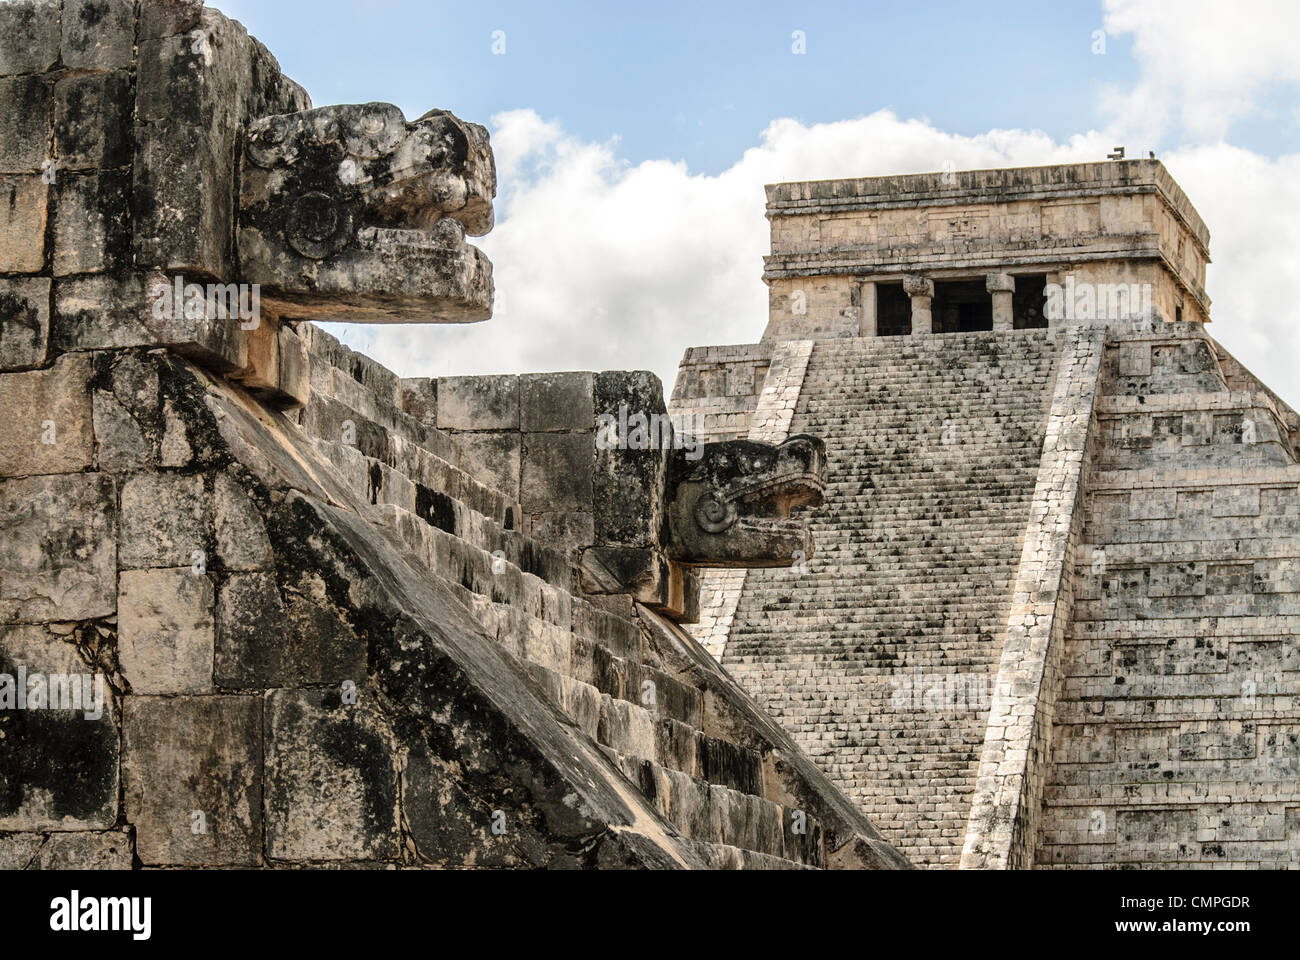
119;473;208;570
30;830;134;869
0;276;50;370
0;625;119;832
521;431;594;514
0;76;51;172
0;833;44;868
0;354;94;477
52;170;132;276
215;571;286;688
60;0;136;71
118;567;215;695
521;372;595;432
214;471;273;570
123;695;262;866
263;688;400;863
0;1;61;76
0;473;117;622
0;175;47;272
53;71;132;170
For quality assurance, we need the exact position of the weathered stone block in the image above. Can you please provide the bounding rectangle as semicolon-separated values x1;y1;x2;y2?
235;315;279;392
402;742;520;867
132;120;230;276
55;274;248;371
0;834;44;868
0;625;119;832
54;275;151;350
118;567;215;695
119;473;208;569
0;276;49;369
61;0;136;70
593;370;669;548
399;377;436;425
521;431;594;513
0;0;60;76
0;354;94;476
52;169;131;275
91;350;162;471
264;688;400;862
215;571;287;688
0;473;116;621
54;71;133;171
525;509;595;553
457;431;520;500
136;14;250;129
139;0;204;40
31;831;134;869
0;75;51;172
277;323;310;407
521;372;594;432
123;695;262;866
0;176;48;272
437;375;518;430
214;472;273;571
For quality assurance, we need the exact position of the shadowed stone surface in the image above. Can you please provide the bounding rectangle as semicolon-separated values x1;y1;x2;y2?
0;625;119;832
124;695;263;866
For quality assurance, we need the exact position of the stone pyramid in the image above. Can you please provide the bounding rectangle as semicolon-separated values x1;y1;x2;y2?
671;163;1300;868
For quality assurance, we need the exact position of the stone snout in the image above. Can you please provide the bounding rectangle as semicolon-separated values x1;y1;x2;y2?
663;434;827;567
238;102;497;324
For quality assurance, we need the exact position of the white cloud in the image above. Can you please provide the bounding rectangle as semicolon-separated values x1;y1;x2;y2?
1100;0;1300;143
326;1;1300;411
1162;144;1300;394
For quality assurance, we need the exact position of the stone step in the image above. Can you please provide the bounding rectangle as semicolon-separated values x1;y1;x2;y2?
322;440;571;591
611;753;821;867
374;499;781;806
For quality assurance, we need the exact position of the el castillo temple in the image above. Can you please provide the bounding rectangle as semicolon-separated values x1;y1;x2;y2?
1;0;1297;871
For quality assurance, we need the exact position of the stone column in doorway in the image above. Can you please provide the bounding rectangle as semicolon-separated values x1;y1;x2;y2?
903;275;934;334
987;273;1015;331
859;281;877;336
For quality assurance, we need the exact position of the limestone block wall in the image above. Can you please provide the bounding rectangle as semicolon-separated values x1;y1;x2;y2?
388;369;684;608
1038;325;1300;868
763;277;860;341
397;370;597;548
669;343;773;440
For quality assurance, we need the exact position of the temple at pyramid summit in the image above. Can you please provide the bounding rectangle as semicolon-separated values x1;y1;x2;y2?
0;0;1296;871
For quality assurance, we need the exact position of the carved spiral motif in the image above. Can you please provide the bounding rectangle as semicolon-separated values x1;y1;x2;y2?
287;192;352;259
247;115;297;168
694;492;737;534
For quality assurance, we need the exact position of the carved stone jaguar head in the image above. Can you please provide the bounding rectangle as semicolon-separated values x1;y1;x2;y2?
238;102;495;323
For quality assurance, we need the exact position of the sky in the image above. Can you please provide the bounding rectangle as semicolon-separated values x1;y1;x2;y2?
219;0;1300;407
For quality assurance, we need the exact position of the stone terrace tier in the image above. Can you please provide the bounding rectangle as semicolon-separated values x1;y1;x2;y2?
1038;325;1300;868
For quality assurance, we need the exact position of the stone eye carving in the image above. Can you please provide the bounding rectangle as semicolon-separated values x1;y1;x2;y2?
343;102;405;159
694;491;737;534
287;191;353;259
247;114;298;167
